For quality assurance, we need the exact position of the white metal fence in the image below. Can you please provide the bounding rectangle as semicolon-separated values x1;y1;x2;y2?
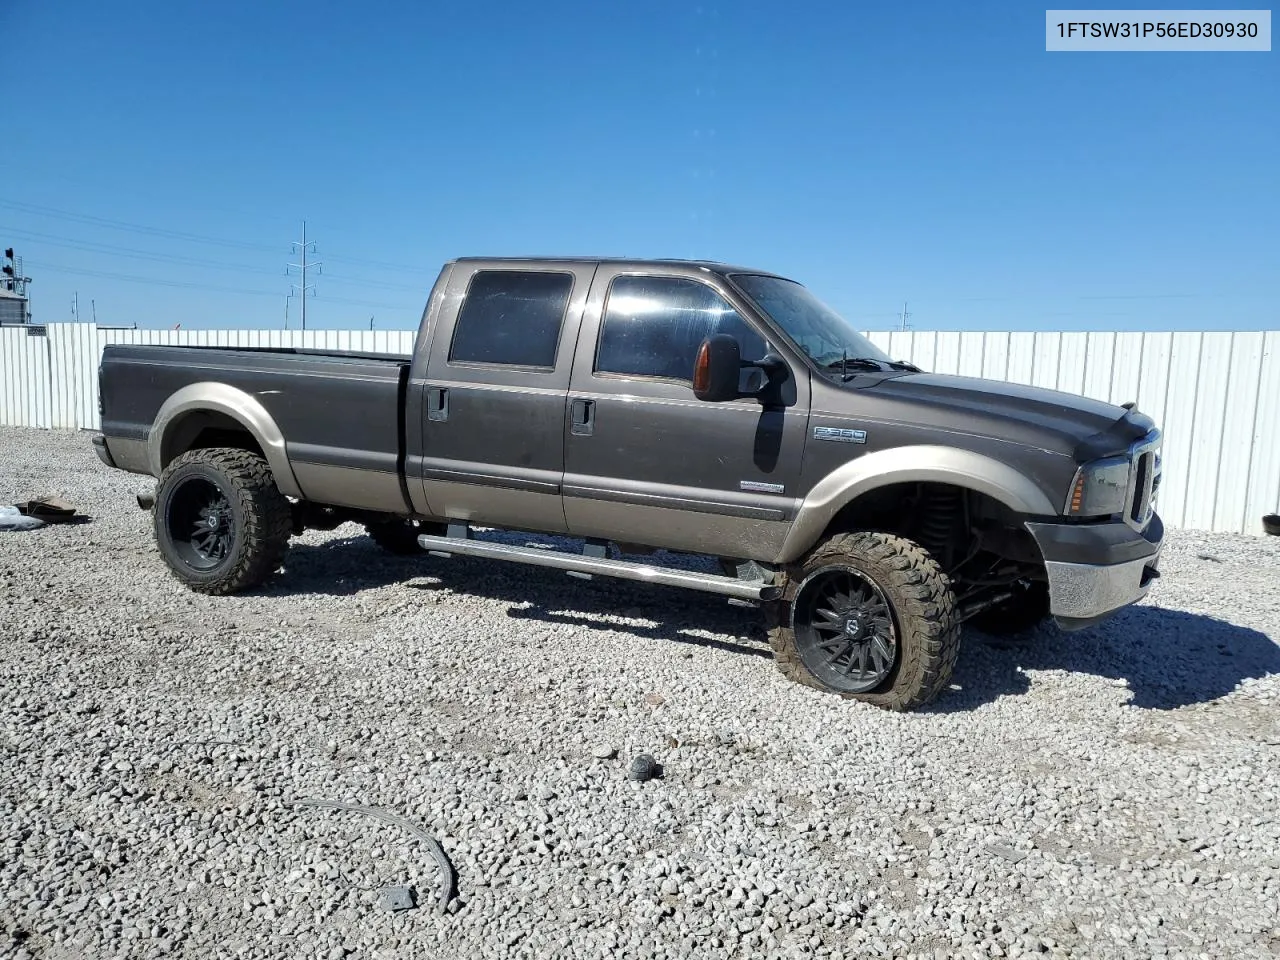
2;323;1278;535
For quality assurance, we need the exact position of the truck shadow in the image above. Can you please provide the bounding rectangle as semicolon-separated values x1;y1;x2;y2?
938;605;1280;712
274;536;1278;711
275;536;773;661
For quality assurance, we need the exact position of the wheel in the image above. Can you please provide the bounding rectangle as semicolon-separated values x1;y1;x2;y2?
364;517;445;555
967;581;1050;636
153;448;292;595
766;531;960;711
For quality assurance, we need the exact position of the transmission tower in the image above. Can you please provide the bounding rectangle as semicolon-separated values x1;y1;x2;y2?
286;221;322;330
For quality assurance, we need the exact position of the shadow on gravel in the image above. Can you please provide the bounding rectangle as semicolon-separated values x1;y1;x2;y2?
938;605;1280;712
273;536;770;660
269;536;1278;710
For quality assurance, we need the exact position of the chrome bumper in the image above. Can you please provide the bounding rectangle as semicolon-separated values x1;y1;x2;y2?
1044;548;1161;629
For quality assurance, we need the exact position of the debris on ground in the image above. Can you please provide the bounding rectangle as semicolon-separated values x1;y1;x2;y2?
591;743;617;760
628;753;662;782
377;886;417;913
2;496;89;530
986;840;1030;864
1197;553;1223;562
0;506;45;531
16;495;81;522
292;798;457;909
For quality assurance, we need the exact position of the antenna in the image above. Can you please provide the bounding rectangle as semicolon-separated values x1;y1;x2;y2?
286;220;322;330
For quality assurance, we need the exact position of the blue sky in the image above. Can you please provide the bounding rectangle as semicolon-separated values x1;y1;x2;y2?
1;0;1275;331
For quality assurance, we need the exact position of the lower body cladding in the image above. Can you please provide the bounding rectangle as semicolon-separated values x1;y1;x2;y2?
1025;514;1164;631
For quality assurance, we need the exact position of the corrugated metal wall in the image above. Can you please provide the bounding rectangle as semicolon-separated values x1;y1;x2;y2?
0;326;53;429
2;322;1278;534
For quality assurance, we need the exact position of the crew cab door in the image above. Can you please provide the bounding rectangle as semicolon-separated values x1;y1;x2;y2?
562;268;809;560
415;262;595;534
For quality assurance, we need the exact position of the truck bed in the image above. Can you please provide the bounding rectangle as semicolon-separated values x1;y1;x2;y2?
99;343;415;513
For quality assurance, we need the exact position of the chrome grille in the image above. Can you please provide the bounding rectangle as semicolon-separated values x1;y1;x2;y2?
1125;430;1162;530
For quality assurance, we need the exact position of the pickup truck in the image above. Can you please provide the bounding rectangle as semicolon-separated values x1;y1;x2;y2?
92;257;1164;711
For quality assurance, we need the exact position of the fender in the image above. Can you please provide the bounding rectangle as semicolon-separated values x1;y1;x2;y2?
775;444;1061;563
147;382;304;499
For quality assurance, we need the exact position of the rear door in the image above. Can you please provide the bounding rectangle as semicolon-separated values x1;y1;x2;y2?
562;267;809;560
417;261;595;534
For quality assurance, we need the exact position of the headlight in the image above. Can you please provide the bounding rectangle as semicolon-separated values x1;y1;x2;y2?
1064;456;1129;517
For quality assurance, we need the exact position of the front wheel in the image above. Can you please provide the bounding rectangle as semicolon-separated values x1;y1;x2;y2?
766;531;960;711
153;448;293;595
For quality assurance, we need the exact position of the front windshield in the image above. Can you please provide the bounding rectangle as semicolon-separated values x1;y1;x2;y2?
728;274;892;368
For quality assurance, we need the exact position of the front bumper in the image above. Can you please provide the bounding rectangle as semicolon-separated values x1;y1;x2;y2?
1026;513;1163;631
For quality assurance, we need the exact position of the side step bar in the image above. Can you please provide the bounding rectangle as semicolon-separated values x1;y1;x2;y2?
417;532;781;602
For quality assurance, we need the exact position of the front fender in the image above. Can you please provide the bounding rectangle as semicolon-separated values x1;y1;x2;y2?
148;382;303;499
775;445;1059;563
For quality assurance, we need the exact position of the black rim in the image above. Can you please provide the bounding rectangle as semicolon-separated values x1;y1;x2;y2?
166;476;234;571
793;564;898;693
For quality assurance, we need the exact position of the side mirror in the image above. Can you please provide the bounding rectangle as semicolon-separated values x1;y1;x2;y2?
693;334;742;402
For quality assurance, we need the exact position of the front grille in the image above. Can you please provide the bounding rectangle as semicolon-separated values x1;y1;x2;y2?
1125;432;1161;530
1130;452;1151;525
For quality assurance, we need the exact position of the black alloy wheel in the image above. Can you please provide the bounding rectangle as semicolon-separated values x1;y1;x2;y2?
792;564;898;693
165;476;235;570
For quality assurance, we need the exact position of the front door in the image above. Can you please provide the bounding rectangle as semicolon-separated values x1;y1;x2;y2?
562;268;809;561
418;261;595;534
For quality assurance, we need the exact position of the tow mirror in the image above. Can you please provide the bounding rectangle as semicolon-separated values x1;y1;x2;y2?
693;335;742;402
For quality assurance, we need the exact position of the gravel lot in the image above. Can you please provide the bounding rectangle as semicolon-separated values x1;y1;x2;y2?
2;425;1278;960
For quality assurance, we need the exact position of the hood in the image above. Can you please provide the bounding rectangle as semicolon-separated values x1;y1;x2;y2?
846;372;1153;462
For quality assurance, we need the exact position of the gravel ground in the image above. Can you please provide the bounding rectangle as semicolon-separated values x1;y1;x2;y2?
2;425;1278;960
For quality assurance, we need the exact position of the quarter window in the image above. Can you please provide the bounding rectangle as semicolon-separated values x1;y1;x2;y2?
595;276;766;383
449;270;573;369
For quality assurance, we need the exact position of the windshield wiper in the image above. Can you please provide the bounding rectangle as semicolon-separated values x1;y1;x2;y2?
820;354;888;380
885;359;921;372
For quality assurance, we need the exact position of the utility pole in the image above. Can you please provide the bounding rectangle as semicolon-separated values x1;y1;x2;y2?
899;301;911;332
91;300;97;324
73;292;79;321
287;220;322;331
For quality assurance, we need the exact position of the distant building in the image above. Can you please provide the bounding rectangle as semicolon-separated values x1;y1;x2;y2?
0;288;28;324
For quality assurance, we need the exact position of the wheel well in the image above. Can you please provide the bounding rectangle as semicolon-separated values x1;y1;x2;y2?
823;481;1045;573
162;411;266;468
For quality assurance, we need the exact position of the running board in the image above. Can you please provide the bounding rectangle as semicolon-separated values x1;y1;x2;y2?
417;533;781;602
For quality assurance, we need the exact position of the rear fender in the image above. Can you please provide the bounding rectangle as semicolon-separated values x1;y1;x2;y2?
148;382;303;498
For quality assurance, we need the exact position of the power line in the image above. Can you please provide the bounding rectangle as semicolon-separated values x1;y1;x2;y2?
1;227;429;292
25;259;408;309
0;197;436;274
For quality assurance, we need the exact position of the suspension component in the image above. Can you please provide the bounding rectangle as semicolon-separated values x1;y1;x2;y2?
917;484;964;568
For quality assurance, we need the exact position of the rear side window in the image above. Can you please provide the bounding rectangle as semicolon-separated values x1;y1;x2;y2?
595;275;766;383
449;270;573;369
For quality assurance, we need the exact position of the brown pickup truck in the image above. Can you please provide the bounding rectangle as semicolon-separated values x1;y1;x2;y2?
92;257;1164;710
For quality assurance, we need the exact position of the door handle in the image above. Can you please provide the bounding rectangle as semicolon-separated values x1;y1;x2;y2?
427;386;449;422
570;398;595;436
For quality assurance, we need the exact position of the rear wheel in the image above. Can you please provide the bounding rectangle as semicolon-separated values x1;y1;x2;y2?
364;517;445;555
967;580;1050;636
154;448;292;595
766;531;960;711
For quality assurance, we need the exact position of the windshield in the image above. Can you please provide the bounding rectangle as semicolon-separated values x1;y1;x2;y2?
728;274;892;368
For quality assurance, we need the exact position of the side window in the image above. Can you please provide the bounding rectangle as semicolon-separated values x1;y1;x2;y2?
449;270;573;369
595;276;767;383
